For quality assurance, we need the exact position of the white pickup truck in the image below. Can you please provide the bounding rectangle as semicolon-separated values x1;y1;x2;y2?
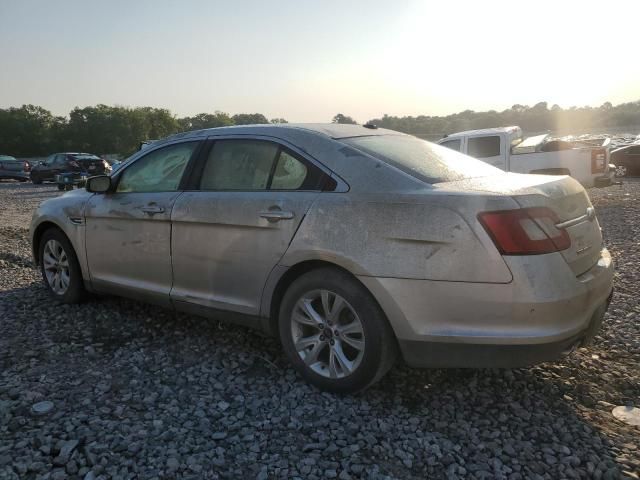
437;126;613;188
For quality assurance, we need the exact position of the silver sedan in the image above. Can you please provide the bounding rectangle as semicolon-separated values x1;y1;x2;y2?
30;124;614;392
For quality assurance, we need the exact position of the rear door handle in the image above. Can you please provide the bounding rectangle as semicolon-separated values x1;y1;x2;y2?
259;210;294;222
140;205;165;215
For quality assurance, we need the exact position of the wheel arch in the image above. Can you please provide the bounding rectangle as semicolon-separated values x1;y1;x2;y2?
263;259;398;344
32;221;67;265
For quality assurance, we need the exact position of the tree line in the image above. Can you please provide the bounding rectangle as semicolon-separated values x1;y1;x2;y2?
1;101;638;157
366;101;640;138
0;105;283;157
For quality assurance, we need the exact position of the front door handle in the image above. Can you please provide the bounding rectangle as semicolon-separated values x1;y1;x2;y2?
259;209;295;222
140;205;165;215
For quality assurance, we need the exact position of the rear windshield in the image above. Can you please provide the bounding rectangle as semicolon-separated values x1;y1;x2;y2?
341;135;503;184
0;155;17;161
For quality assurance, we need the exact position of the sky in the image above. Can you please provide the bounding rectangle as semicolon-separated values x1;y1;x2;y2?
1;0;639;123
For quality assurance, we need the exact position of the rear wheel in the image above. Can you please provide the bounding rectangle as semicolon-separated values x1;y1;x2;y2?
57;184;65;191
279;268;397;393
615;164;628;177
31;175;42;184
39;229;85;303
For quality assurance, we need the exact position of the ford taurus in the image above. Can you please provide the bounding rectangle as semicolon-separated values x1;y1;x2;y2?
30;124;614;392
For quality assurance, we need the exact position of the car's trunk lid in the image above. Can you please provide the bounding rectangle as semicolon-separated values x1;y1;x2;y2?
435;173;603;276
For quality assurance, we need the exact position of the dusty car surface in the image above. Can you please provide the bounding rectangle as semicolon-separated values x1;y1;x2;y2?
30;124;614;392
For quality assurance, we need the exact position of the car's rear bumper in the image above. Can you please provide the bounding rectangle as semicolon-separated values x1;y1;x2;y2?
397;290;611;367
358;248;614;368
55;172;89;185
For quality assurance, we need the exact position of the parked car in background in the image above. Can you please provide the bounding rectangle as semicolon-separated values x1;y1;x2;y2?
30;153;110;184
30;124;613;393
438;126;612;188
0;155;30;181
611;143;640;177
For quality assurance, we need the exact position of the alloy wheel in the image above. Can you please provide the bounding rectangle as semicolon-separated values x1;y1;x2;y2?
615;165;627;177
42;239;70;295
290;289;366;379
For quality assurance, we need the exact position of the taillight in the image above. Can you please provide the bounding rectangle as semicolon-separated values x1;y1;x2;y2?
591;149;606;174
478;207;571;255
23;161;30;172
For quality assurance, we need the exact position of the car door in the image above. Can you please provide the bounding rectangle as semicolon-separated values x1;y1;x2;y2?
466;135;505;170
35;154;57;181
170;137;329;317
84;140;201;305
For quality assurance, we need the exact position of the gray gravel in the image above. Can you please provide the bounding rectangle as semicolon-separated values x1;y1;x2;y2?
0;180;638;480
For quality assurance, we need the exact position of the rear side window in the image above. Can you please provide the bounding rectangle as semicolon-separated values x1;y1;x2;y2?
199;140;326;191
341;135;502;184
467;136;501;158
439;139;461;152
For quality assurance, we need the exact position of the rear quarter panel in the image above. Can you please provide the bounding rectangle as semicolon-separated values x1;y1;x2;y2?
281;192;516;283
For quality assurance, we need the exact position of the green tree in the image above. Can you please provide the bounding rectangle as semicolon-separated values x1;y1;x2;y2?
0;105;63;156
232;113;269;125
332;113;357;124
179;111;234;131
270;118;288;124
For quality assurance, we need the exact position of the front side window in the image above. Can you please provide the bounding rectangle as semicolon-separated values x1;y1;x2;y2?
467;136;501;158
199;140;324;191
117;142;197;193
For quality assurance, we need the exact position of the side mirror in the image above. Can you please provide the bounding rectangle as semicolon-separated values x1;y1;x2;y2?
86;175;112;193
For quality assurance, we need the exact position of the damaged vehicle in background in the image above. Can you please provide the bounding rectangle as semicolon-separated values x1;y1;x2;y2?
30;153;111;189
30;124;614;393
438;126;613;188
611;142;640;177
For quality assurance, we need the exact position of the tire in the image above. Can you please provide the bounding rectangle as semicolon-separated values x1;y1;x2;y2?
39;228;85;304
57;184;65;191
278;268;397;393
32;176;42;185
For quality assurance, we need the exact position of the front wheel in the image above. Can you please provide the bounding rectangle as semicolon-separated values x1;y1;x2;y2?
279;268;397;393
39;229;85;303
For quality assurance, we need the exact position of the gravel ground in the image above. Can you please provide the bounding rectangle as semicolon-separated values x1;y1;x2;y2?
0;180;638;480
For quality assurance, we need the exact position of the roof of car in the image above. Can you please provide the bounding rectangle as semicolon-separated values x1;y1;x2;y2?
165;123;403;143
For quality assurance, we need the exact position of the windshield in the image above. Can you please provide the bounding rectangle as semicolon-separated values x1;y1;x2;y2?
342;135;503;184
